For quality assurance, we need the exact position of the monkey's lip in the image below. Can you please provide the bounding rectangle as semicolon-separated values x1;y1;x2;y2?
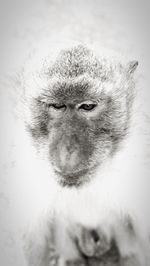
54;168;89;178
54;168;90;187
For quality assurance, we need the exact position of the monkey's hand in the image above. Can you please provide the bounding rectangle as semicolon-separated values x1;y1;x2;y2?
76;226;120;266
74;215;149;266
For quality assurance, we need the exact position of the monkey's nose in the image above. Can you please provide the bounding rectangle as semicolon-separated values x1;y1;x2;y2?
57;145;80;173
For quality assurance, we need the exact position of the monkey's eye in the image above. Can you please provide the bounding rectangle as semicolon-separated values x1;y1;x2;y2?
51;103;66;110
79;103;97;111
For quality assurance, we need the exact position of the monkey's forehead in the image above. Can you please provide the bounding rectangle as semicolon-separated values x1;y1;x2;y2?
24;71;128;102
37;78;106;103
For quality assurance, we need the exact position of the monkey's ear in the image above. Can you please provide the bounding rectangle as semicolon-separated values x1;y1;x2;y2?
127;61;138;74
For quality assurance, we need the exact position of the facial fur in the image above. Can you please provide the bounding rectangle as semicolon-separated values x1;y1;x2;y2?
23;45;138;187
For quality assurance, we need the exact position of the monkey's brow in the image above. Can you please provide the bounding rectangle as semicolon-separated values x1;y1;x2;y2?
38;86;104;103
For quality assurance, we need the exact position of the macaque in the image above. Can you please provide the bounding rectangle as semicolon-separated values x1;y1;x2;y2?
14;44;150;266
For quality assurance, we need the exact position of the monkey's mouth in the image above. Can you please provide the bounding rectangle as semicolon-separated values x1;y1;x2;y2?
54;168;90;187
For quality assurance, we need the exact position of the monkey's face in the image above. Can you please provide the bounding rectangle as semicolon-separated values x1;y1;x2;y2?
24;45;137;187
26;76;132;188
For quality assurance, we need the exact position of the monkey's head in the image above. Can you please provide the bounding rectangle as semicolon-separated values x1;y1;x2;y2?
23;45;138;187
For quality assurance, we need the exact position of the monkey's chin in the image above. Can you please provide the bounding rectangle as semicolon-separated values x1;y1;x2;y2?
54;168;91;188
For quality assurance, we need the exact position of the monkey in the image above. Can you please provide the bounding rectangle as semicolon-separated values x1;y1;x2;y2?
13;43;150;266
